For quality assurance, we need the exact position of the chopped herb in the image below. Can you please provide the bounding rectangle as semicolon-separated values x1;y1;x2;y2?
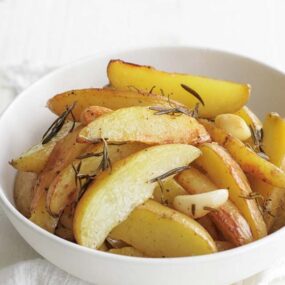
203;206;218;212
181;84;205;106
149;165;190;183
42;102;76;144
191;204;196;217
149;85;156;94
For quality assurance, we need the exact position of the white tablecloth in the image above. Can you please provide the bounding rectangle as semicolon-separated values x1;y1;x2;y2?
1;0;285;284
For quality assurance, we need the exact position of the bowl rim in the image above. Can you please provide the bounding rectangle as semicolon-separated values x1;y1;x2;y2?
1;45;285;265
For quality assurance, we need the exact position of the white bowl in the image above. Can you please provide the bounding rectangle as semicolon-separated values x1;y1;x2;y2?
1;47;285;285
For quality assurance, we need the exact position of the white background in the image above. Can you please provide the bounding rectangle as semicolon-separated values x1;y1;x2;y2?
0;0;285;283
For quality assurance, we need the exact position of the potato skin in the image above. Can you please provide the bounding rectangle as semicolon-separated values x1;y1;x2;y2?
14;171;37;218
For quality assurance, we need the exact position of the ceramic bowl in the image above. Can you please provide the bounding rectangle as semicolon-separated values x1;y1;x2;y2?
1;47;285;285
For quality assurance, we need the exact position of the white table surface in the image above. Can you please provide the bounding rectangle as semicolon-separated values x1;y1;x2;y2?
1;0;285;283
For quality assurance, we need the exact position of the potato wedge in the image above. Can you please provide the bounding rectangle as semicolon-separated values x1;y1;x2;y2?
153;177;187;207
249;113;285;231
10;121;76;173
78;106;209;145
109;247;145;257
199;119;285;189
48;88;179;121
14;171;37;218
80;106;112;125
195;143;266;239
73;144;201;249
47;143;146;216
30;126;89;232
110;200;217;257
176;168;253;245
107;59;250;118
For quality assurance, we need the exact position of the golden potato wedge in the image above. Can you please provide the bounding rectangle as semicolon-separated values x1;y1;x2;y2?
78;106;210;145
153;177;187;207
176;168;253;245
48;88;180;121
110;200;217;257
10;121;76;173
107;59;250;118
47;143;146;216
249;113;285;231
195;143;266;240
14;171;37;218
199;119;285;189
80;106;112;125
109;247;145;257
73;144;201;249
30;126;89;232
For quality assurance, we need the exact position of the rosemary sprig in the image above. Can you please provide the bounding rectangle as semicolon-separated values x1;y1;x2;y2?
149;165;190;183
181;84;205;106
42;102;76;144
73;138;112;199
240;192;274;217
203;206;218;212
149;103;200;118
191;204;196;217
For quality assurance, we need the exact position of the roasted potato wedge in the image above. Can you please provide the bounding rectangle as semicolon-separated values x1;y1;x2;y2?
14;171;37;218
194;143;266;239
199;119;285;189
78;106;209;145
107;60;250;118
109;247;145;257
153;177;187;207
249;113;285;230
73;144;201;249
47;143;146;216
48;88;180;121
176;168;253;245
10;121;76;173
30;126;89;232
110;200;217;257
